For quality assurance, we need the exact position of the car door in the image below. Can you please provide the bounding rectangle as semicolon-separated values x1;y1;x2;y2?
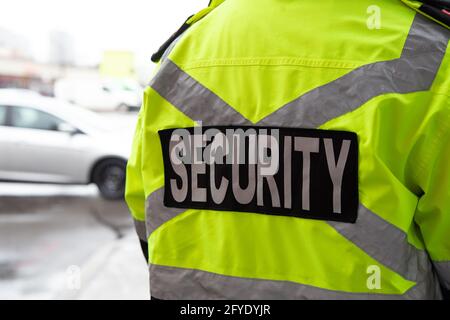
2;105;90;183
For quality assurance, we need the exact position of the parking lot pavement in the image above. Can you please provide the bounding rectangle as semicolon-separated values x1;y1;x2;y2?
0;183;149;300
59;232;149;300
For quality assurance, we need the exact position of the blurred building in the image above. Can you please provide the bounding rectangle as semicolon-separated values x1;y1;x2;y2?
0;57;99;96
0;27;31;60
49;31;76;67
0;26;148;97
0;28;98;96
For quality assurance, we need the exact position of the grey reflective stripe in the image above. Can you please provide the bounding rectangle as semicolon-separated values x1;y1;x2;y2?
149;60;252;126
328;204;431;282
150;264;441;300
146;193;435;285
434;261;450;289
258;15;449;127
146;188;185;239
133;218;147;242
150;15;449;130
402;14;450;57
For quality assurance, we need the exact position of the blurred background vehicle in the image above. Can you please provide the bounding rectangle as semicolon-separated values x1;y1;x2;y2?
54;77;142;112
0;0;205;300
0;90;131;199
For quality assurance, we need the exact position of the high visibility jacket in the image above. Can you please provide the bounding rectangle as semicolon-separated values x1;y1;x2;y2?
126;0;450;299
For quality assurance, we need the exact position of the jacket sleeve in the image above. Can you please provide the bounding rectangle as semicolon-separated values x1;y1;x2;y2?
125;102;148;261
411;95;450;294
125;59;164;261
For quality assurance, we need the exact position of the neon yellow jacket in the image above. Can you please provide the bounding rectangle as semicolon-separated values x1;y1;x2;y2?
126;0;450;299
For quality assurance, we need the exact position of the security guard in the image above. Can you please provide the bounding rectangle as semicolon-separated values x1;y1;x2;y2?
126;0;450;299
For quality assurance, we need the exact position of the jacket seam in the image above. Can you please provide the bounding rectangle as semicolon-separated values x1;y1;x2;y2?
178;57;366;71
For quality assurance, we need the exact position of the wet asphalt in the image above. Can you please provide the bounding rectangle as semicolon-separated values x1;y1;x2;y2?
0;184;136;299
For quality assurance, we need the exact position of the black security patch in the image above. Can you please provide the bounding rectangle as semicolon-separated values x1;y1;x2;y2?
159;126;359;223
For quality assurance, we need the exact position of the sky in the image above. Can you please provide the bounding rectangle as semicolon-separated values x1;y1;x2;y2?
0;0;206;65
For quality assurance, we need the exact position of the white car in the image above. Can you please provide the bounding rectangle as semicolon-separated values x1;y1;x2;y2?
0;89;132;199
54;78;142;111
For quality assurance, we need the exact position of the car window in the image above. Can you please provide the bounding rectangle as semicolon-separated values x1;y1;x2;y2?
10;106;64;131
0;105;6;126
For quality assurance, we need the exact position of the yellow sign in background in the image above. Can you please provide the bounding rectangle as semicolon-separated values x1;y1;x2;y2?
100;51;135;78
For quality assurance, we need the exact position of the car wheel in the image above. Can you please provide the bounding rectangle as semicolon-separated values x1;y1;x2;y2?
116;103;129;112
93;159;126;200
